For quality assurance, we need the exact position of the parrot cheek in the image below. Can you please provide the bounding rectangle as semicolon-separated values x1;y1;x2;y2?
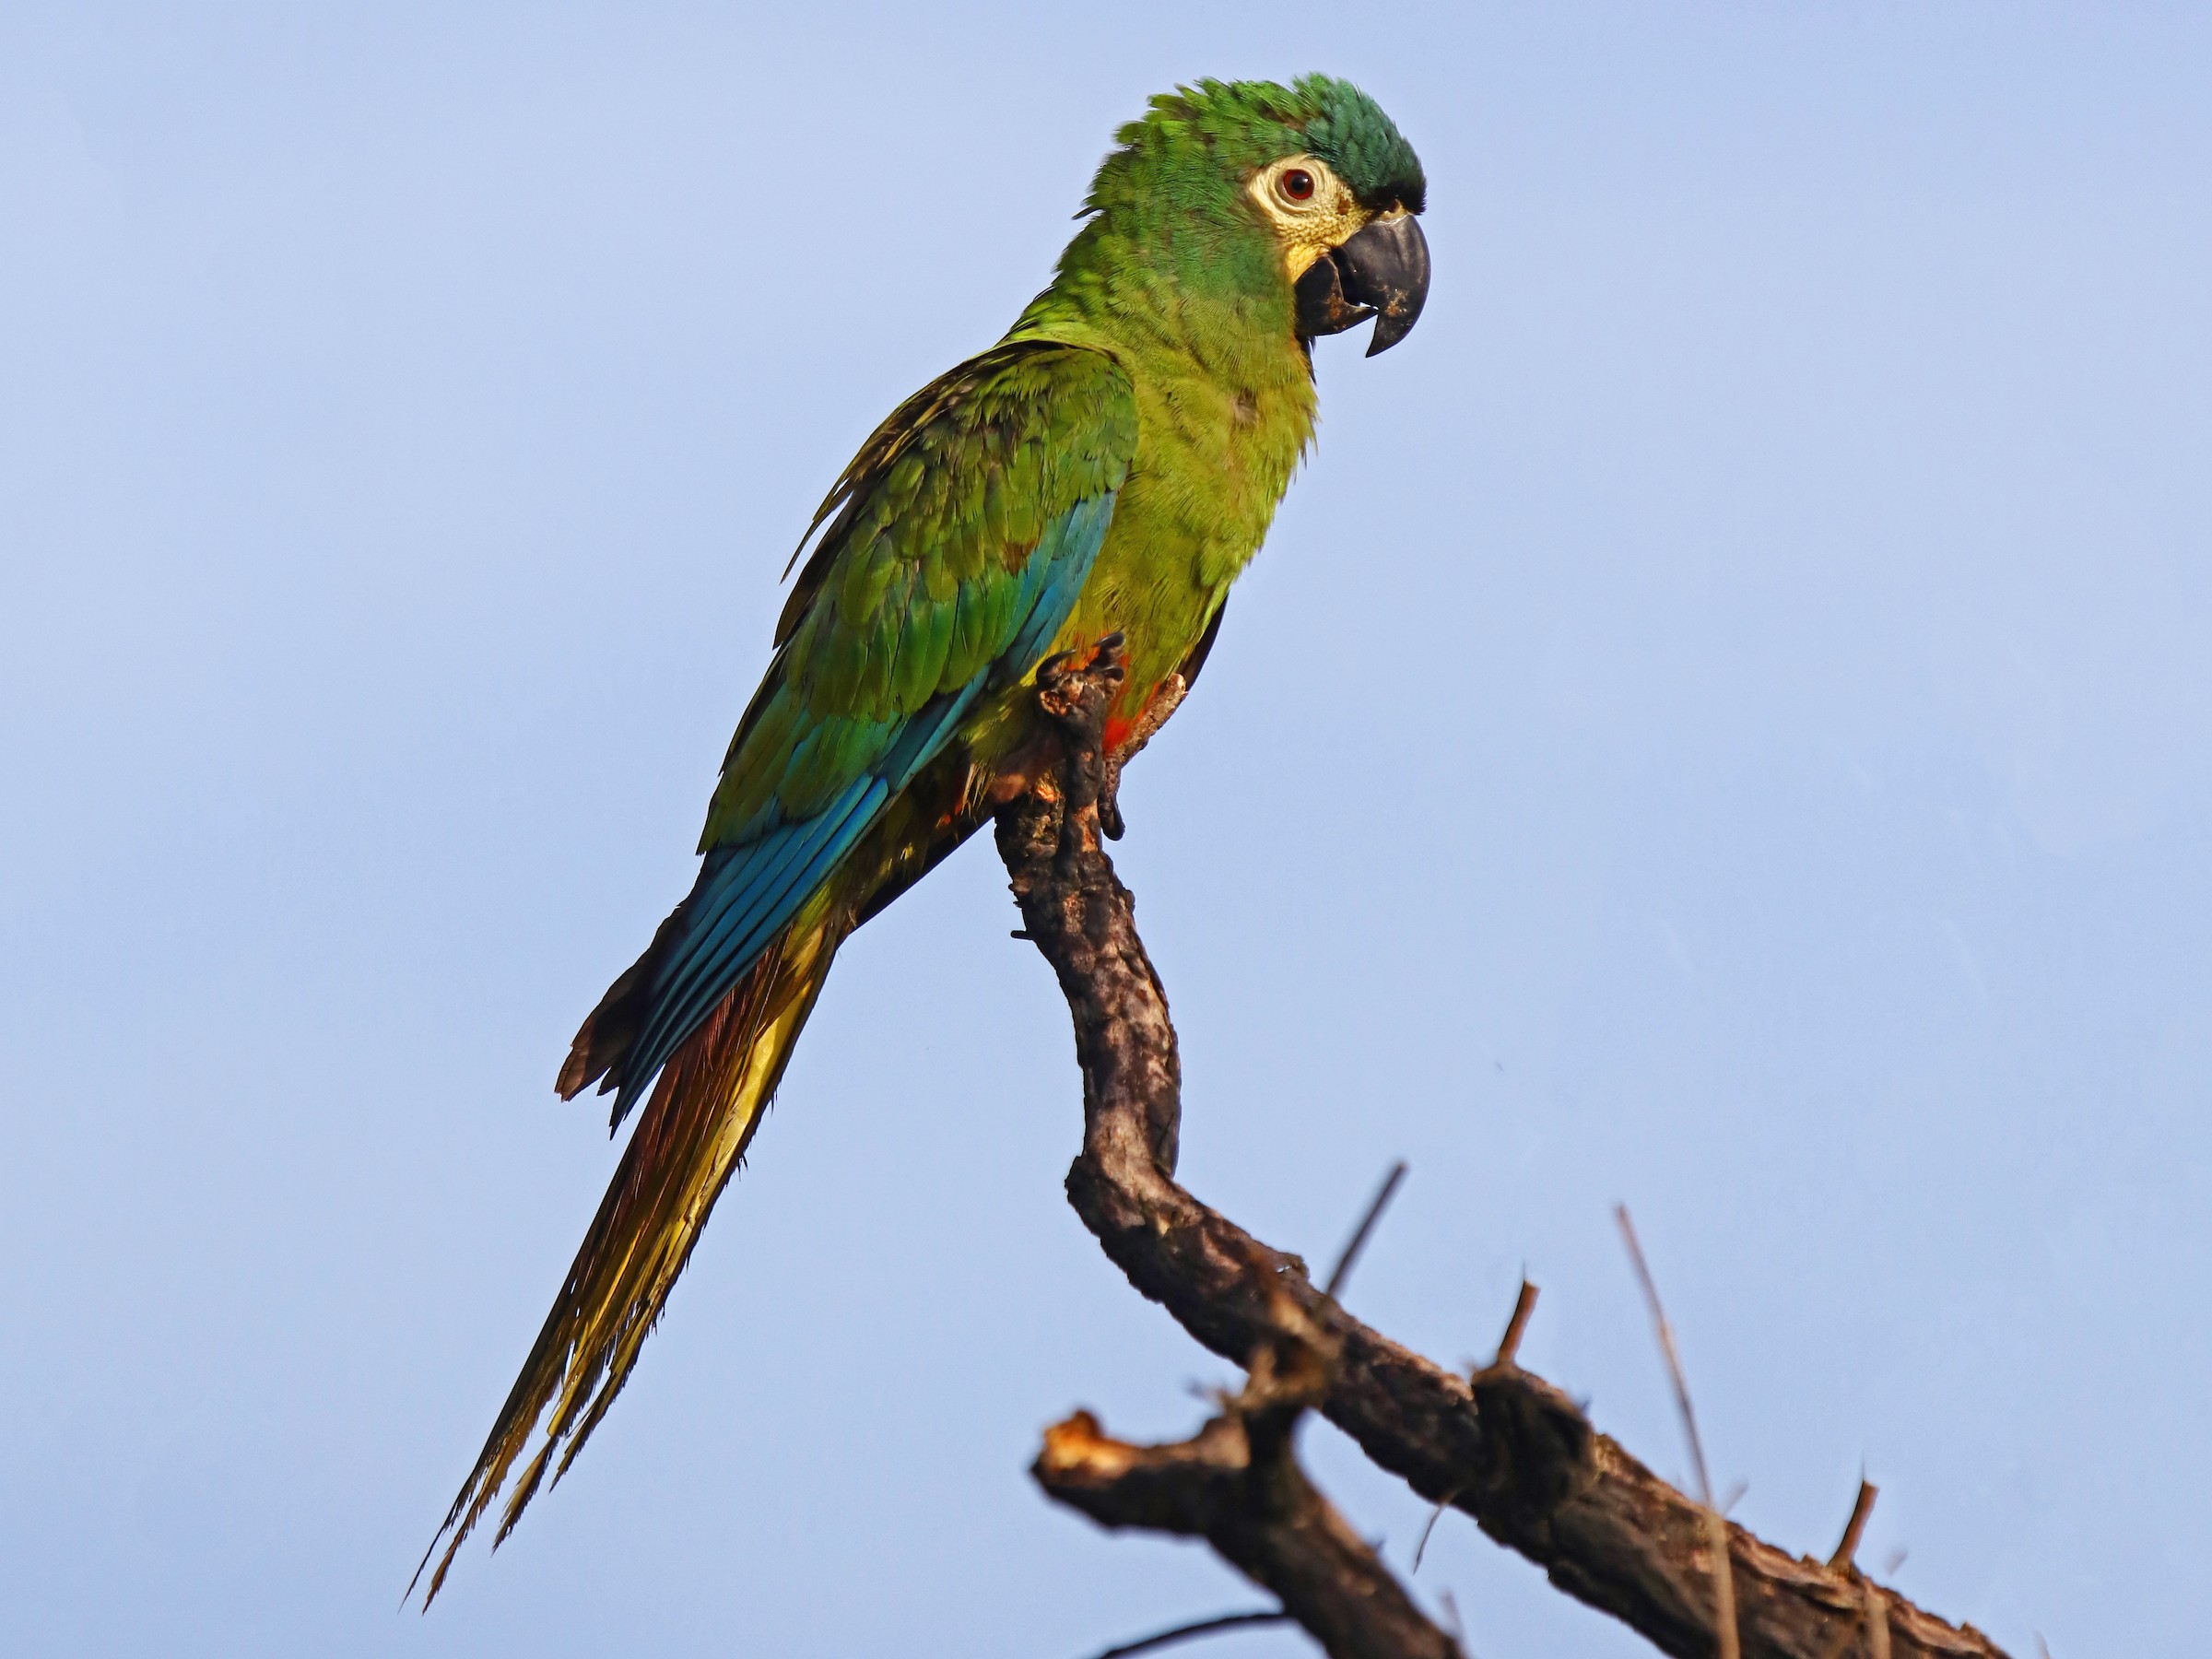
1292;211;1431;356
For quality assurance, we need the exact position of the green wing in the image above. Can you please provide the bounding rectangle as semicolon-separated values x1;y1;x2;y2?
568;340;1136;1118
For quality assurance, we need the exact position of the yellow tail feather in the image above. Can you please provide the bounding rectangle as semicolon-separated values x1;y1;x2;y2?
413;912;841;1606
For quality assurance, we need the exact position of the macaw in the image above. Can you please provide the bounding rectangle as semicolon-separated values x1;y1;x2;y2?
418;75;1428;1599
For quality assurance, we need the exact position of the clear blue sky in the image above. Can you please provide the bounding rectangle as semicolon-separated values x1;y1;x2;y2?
4;5;2207;1654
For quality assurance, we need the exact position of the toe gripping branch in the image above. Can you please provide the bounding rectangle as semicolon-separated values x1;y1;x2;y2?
1031;630;1189;843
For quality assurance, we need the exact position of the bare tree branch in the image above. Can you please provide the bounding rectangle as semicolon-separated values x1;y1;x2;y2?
1038;1318;1462;1659
996;644;2015;1659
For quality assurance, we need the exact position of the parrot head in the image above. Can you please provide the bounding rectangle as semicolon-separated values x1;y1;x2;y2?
1061;76;1430;359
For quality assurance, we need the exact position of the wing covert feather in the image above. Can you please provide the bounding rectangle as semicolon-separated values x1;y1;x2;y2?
579;342;1135;1117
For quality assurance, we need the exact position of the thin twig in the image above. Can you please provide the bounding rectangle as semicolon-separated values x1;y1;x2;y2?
1492;1278;1539;1368
1411;1488;1463;1573
1324;1160;1408;1299
1830;1478;1879;1570
1092;1609;1290;1659
1617;1205;1739;1659
1615;1207;1716;1504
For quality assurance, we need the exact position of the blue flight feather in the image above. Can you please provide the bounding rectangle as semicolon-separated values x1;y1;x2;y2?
608;490;1115;1120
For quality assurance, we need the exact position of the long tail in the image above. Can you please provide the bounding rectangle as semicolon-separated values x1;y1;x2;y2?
411;912;841;1606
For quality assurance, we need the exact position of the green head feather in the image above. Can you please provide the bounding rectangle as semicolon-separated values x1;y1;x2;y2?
1017;76;1424;353
1293;75;1427;214
1088;76;1425;217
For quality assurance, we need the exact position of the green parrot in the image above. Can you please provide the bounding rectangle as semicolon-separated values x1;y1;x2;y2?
418;75;1428;1599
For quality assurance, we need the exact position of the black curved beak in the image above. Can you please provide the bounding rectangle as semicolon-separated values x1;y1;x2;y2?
1293;210;1430;357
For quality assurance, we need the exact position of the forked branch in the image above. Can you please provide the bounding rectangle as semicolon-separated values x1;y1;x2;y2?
1037;1322;1461;1659
997;644;2011;1659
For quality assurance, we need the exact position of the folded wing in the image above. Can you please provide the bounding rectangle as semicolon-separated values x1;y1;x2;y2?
560;340;1138;1124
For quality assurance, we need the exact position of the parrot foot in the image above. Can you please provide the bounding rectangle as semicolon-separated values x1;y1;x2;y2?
1032;632;1192;841
1023;634;1191;841
1034;632;1128;837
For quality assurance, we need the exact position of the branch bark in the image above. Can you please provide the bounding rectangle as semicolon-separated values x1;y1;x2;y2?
1037;1330;1461;1659
997;645;2012;1659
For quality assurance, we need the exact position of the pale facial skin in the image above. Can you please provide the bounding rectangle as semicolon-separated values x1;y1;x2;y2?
1245;154;1399;279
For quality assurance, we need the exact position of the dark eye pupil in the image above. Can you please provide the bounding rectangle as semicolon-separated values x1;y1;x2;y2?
1282;169;1313;201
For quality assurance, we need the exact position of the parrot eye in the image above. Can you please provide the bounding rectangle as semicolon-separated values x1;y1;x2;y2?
1246;156;1337;230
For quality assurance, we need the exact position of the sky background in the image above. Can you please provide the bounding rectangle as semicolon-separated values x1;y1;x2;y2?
4;4;2208;1655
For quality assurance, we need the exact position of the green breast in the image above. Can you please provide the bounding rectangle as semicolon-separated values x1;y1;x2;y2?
1056;341;1317;715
